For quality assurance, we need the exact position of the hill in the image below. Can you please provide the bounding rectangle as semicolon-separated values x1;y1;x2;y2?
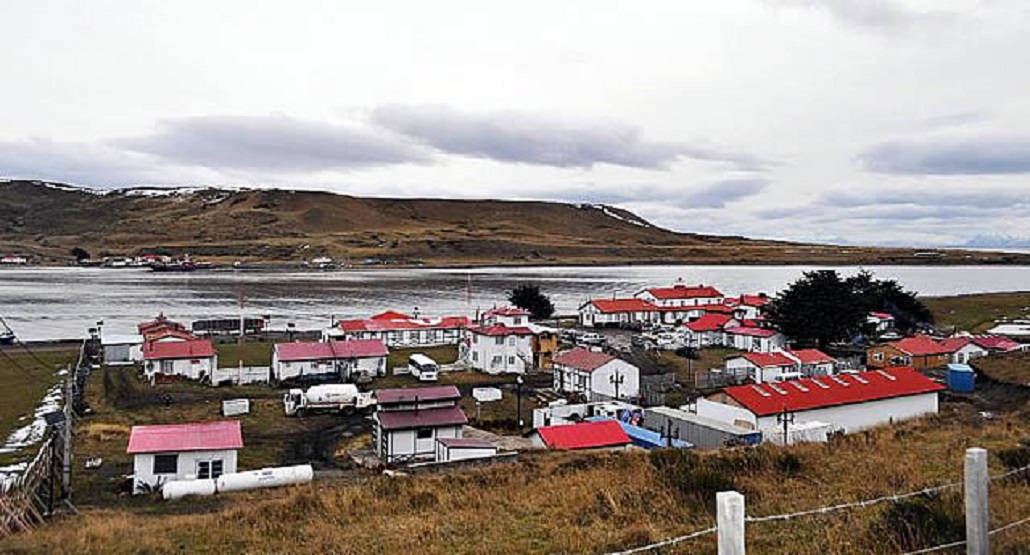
2;180;1026;266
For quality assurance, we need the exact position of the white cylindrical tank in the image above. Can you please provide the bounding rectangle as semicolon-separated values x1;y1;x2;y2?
216;465;314;493
305;384;359;404
162;479;217;500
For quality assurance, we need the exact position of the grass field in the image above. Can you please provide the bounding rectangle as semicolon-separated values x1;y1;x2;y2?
3;394;1028;554
975;352;1030;386
924;292;1030;333
0;346;78;464
215;341;275;367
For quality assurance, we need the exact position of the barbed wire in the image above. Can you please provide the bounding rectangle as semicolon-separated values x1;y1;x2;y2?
605;525;717;555
901;515;1030;555
745;480;963;523
991;463;1030;481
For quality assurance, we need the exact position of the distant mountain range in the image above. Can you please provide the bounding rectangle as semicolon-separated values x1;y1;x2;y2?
962;234;1030;249
2;179;1027;267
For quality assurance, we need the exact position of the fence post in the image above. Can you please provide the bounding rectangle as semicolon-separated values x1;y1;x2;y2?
717;490;746;555
964;447;989;555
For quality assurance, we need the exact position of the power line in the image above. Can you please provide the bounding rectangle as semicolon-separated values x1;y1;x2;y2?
0;345;57;386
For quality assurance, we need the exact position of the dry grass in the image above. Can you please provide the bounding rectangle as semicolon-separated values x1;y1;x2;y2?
975;352;1030;387
924;292;1030;333
4;400;1028;554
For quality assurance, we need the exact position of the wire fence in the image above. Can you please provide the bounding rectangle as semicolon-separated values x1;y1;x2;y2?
606;459;1030;555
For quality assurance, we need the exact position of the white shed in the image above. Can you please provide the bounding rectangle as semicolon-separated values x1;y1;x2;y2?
127;420;243;494
435;437;498;462
101;334;144;366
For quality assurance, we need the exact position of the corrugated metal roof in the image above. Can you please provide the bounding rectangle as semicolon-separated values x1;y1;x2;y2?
533;420;631;450
376;406;468;431
127;420;243;454
375;385;461;405
275;339;388;362
644;285;724;300
553;348;617;372
143;339;217;360
723;367;945;417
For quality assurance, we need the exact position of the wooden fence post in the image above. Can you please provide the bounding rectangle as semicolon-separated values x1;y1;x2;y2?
964;447;989;555
717;490;746;555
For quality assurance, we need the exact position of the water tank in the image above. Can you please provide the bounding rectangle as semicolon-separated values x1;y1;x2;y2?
946;364;975;393
163;479;217;500
305;384;359;404
216;465;314;493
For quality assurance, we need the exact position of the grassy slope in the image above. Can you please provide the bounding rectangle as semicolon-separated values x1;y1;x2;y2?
4;399;1028;554
4;180;1027;266
924;292;1030;334
0;347;78;464
976;352;1030;387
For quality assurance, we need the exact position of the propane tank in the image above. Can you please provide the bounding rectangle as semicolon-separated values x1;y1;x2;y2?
216;464;314;493
162;479;217;500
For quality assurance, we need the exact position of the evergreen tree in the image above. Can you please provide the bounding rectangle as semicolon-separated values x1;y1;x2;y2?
508;283;555;319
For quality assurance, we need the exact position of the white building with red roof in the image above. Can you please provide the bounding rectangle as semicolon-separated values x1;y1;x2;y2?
530;420;632;451
782;349;836;377
143;338;219;382
725;352;799;383
127;420;243;493
683;313;738;347
552;348;640;402
327;311;470;348
578;298;659;327
635;283;725;323
698;368;945;440
462;307;535;374
272;339;389;382
372;385;467;463
725;294;770;320
723;326;787;353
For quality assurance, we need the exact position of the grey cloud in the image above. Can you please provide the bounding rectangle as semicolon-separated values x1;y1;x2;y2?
116;115;429;171
769;0;956;29
861;137;1030;175
372;104;772;171
0;138;185;188
544;178;769;208
821;188;1028;209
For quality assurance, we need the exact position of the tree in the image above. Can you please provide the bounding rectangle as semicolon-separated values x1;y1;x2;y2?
765;270;866;349
70;247;91;262
508;283;555;319
766;270;934;348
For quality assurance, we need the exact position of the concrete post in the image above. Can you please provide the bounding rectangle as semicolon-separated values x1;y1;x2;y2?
964;447;989;555
717;490;745;555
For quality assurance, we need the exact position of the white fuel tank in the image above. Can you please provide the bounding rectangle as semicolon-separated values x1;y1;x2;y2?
162;479;217;500
216;464;314;493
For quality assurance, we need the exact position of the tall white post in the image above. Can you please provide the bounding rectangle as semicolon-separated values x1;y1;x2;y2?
717;490;746;555
964;447;989;555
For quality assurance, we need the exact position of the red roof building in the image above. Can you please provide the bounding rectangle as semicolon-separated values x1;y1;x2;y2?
891;335;954;357
686;313;735;332
785;349;835;365
718;368;945;417
127;420;243;454
143;339;217;360
376;385;462;406
641;284;724;301
532;420;631;450
467;325;535;337
553;348;616;372
376;406;468;431
274;339;388;362
587;298;658;314
724;326;780;338
969;335;1023;352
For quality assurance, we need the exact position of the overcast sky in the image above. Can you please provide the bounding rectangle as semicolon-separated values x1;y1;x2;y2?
3;0;1029;247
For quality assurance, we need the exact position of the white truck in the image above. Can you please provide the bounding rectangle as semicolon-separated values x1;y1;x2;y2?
283;384;376;417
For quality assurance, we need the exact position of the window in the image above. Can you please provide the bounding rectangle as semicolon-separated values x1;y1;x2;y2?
495;337;504;345
873;352;884;362
416;428;433;439
472;351;479;362
514;317;523;325
160;360;174;373
153;454;178;474
508;356;515;365
197;459;225;480
508;337;516;346
472;335;478;344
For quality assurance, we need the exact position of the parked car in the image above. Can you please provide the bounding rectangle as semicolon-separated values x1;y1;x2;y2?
578;332;606;347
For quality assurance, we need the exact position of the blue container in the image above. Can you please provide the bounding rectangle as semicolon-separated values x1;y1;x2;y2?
946;363;975;393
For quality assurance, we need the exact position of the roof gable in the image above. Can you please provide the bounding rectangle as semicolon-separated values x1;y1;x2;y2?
375;385;461;405
589;298;657;314
891;335;953;356
686;313;734;332
143;339;217;360
643;284;724;300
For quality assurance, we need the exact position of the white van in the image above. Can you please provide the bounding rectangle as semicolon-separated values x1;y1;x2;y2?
408;353;439;382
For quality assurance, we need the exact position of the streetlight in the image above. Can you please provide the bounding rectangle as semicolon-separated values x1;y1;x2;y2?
516;375;524;431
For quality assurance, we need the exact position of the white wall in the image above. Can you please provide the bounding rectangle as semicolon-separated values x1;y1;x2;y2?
726;333;786;353
755;393;940;435
273;356;336;381
951;344;988;364
379;424;462;462
591;360;640;401
466;332;532;374
435;444;497;462
132;449;238;493
693;398;758;429
146;356;218;381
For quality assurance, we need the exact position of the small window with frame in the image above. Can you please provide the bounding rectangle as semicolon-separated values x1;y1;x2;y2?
153;453;178;475
416;428;433;440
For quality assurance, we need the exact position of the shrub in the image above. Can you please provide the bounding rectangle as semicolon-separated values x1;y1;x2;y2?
774;453;803;476
870;494;963;552
649;449;736;512
996;446;1030;483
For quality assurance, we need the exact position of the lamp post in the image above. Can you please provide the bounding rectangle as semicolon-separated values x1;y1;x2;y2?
516;375;524;431
777;404;795;445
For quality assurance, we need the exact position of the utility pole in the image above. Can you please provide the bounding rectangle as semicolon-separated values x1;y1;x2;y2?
62;370;73;503
610;370;624;401
516;375;524;431
776;404;794;446
965;447;989;555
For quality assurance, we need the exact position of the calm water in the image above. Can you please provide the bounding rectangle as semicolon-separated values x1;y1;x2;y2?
1;265;1029;341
